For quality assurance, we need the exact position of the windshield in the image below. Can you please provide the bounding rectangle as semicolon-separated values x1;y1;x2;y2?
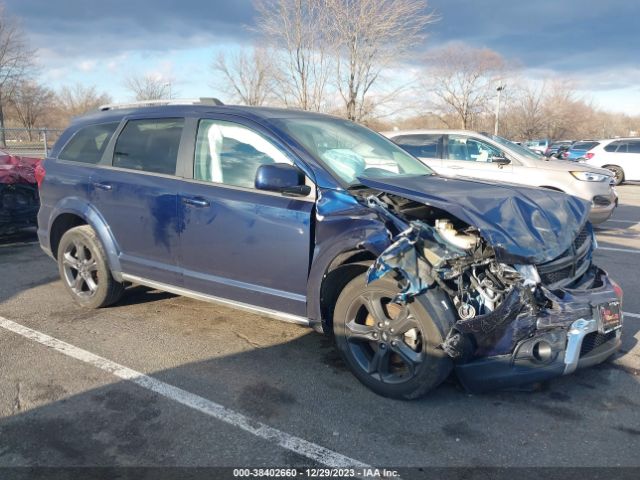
274;117;433;186
490;135;546;161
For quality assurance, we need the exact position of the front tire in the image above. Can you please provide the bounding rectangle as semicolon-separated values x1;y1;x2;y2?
57;225;124;308
333;274;452;399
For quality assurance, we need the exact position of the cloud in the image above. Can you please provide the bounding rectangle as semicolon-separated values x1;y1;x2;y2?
78;60;96;72
5;0;256;57
426;0;639;73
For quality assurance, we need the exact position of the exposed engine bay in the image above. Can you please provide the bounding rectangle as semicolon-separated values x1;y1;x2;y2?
359;190;605;361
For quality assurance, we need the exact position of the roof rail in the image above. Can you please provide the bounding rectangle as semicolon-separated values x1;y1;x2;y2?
98;97;224;111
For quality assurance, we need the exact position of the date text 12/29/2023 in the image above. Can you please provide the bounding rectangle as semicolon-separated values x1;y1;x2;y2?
232;468;400;478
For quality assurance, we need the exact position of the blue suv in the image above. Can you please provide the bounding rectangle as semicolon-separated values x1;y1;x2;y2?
37;101;623;399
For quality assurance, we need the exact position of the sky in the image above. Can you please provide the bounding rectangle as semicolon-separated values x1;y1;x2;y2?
5;0;640;115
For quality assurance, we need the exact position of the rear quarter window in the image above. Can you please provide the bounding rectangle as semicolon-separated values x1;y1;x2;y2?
58;122;120;163
627;141;640;154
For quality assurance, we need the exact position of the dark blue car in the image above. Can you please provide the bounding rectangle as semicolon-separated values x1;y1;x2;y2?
37;101;623;399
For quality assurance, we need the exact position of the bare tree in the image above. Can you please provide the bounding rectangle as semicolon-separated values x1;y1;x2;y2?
52;83;112;126
0;6;34;145
540;80;596;141
425;43;506;129
326;0;436;121
8;81;54;136
213;48;274;105
124;74;172;101
506;81;547;140
254;0;332;111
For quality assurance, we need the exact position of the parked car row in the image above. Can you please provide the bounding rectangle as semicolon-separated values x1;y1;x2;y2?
36;101;623;399
523;137;640;185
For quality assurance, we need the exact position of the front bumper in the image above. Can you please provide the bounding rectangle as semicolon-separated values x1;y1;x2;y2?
455;320;621;392
589;188;618;224
454;269;623;392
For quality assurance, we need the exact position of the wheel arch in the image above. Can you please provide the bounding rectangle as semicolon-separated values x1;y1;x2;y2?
539;185;564;192
602;164;625;177
47;198;123;281
317;251;377;334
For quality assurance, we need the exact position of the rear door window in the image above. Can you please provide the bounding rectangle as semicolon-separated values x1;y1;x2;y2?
392;134;443;159
58;122;120;164
604;141;623;152
113;118;184;175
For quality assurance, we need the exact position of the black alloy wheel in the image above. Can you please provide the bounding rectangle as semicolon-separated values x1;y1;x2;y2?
333;274;452;399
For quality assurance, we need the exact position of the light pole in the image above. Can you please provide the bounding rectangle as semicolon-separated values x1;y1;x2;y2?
494;84;505;136
164;82;172;99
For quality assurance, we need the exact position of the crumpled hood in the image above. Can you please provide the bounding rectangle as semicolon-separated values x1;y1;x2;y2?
358;174;590;264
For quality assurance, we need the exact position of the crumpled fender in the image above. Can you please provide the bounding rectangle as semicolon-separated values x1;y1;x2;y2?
306;189;393;322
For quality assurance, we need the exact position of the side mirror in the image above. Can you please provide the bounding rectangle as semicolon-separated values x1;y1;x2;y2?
255;163;311;197
490;155;511;165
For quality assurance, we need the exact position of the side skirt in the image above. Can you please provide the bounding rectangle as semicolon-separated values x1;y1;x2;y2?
121;273;311;327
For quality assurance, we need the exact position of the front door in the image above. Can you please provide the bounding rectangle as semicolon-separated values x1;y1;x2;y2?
442;134;514;182
178;118;313;316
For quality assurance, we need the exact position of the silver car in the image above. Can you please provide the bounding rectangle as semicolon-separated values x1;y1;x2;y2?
382;129;618;224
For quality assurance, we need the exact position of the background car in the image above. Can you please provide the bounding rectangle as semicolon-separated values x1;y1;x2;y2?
581;138;640;185
0;150;41;235
383;129;618;224
562;140;601;161
524;139;549;154
544;140;573;157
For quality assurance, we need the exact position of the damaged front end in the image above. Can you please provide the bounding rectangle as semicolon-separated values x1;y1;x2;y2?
362;190;623;392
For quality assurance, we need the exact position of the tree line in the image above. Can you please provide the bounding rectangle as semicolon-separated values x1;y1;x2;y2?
1;0;637;141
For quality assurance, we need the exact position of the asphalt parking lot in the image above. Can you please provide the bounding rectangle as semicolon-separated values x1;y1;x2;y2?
0;186;638;473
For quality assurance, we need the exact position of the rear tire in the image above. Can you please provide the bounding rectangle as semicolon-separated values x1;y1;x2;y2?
605;165;624;185
57;225;124;308
333;274;452;399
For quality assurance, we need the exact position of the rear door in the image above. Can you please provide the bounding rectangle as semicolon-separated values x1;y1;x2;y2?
441;134;514;182
389;134;444;171
177;116;314;316
625;140;640;180
90;116;186;285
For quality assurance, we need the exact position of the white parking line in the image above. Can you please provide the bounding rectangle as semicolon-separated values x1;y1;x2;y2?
0;316;369;469
607;220;638;224
597;246;640;254
624;312;640;319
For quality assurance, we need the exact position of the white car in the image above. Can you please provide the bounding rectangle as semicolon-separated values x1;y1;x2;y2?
580;138;640;185
382;129;618;224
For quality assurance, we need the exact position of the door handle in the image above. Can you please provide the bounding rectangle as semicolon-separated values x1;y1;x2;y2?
182;197;209;207
448;165;464;170
92;182;113;191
